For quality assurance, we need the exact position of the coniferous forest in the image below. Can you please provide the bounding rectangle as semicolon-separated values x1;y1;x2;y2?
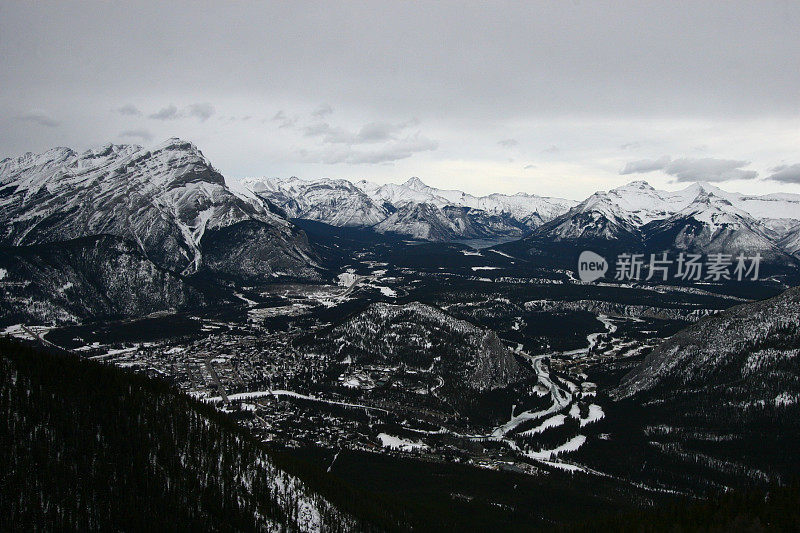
3;336;800;531
0;337;400;532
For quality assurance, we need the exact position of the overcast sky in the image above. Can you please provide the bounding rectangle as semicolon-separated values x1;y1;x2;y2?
1;1;798;200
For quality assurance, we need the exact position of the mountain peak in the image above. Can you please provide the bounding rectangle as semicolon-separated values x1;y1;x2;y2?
688;190;735;209
403;176;428;190
618;180;655;191
152;137;201;153
676;189;754;228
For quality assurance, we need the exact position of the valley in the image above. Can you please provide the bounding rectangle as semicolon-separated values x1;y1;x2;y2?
5;233;776;503
2;140;799;528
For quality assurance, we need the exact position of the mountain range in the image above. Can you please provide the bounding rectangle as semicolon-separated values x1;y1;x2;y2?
242;175;575;241
2;138;800;324
500;181;800;274
241;175;800;262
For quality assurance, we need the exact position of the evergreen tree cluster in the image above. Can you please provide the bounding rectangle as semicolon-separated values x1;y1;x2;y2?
0;337;391;531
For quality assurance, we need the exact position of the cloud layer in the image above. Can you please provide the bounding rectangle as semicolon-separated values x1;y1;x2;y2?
620;156;758;182
2;2;798;198
766;164;800;184
147;103;215;121
16;110;59;127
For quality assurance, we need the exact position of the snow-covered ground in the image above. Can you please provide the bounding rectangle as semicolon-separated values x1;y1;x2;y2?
377;433;429;452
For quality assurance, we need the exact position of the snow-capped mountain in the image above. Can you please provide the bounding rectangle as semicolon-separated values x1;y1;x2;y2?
239;176;575;241
242;176;389;227
513;181;679;245
641;191;793;262
500;180;800;267
0;139;319;281
372;203;461;241
528;191;643;243
385;176;574;223
372;203;529;241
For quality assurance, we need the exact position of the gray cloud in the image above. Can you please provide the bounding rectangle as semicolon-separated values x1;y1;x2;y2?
621;155;757;181
766;163;800;184
620;155;672;174
1;3;798;194
498;138;518;148
665;158;757;182
148;103;215;121
187;102;215;121
311;104;333;118
303;122;336;138
16;109;59;127
619;142;641;150
542;145;560;154
119;129;153;141
524;164;536;169
149;104;180;120
271;111;297;128
303;120;413;145
356;136;438;163
354;122;403;143
305;134;438;165
116;104;142;116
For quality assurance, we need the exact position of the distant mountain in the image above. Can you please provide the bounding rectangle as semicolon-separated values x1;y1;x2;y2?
240;176;575;241
526;188;646;243
496;181;800;273
0;139;320;282
641;191;793;263
242;176;389;227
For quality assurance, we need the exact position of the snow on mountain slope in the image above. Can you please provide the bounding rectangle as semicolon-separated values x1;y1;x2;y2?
241;176;575;241
641;192;793;262
526;191;644;243
616;285;800;400
0;139;319;280
779;225;800;259
665;182;800;221
372;203;461;240
505;180;799;263
761;218;800;242
357;177;446;208
242;176;388;226
397;176;575;222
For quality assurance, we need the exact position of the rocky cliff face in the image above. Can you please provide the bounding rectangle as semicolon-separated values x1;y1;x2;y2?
0;139;320;280
0;235;214;325
0;139;322;324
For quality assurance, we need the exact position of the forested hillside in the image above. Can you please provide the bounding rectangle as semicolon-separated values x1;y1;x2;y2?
0;338;387;532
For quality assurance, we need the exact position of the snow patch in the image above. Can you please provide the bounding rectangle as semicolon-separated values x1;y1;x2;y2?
377;433;429;452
